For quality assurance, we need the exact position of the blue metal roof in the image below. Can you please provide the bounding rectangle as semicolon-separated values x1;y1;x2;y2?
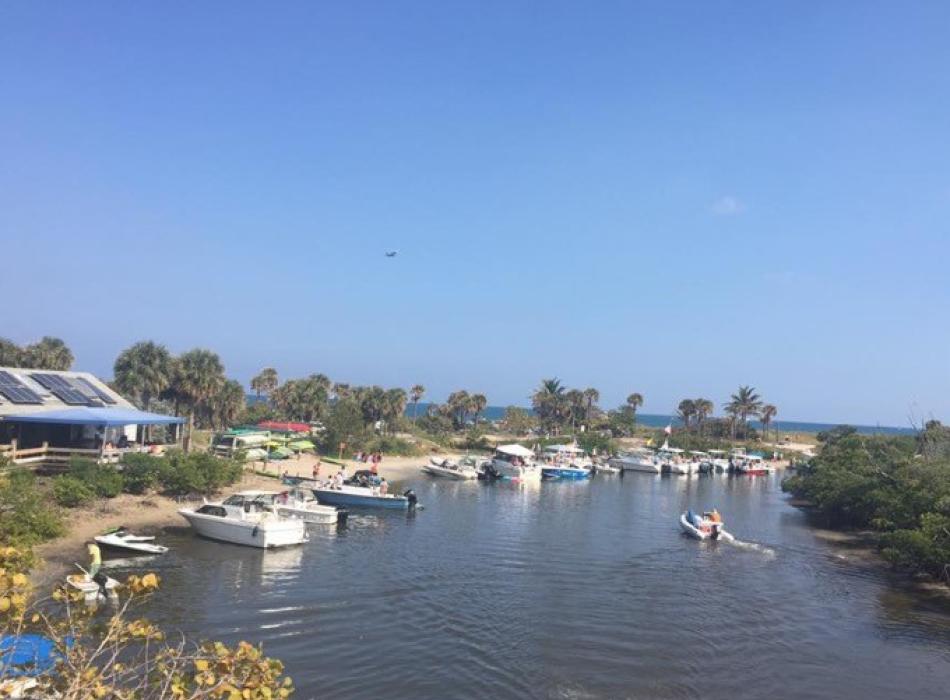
1;407;184;426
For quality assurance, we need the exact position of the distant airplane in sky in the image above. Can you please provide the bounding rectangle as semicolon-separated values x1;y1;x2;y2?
385;251;398;257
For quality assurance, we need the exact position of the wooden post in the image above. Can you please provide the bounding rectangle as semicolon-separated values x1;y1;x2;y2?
10;438;16;461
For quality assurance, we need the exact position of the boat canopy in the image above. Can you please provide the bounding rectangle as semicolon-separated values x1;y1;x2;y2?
258;420;310;433
543;444;585;454
496;444;534;458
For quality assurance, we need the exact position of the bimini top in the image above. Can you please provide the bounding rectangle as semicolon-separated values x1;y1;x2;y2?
542;443;585;454
495;444;534;458
1;407;184;427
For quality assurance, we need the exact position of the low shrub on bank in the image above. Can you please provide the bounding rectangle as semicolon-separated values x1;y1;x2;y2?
154;450;243;495
0;468;64;546
52;475;95;507
68;457;124;498
119;453;162;494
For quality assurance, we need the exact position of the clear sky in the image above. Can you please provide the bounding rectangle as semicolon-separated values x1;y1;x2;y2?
2;2;948;426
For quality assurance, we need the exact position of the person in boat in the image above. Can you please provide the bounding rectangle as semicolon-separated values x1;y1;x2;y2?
708;509;722;523
334;471;345;489
379;478;389;495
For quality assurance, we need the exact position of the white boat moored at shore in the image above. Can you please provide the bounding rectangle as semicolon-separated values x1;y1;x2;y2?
492;444;542;481
94;528;169;555
424;456;478;480
178;491;309;548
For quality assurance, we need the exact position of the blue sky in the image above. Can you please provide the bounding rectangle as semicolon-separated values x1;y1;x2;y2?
2;2;948;425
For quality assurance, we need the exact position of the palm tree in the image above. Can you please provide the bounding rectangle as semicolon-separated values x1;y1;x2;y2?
532;378;566;434
384;387;408;433
724;385;763;438
174;349;225;451
693;398;714;435
625;393;644;416
410;384;426;420
583;387;600;423
760;404;778;440
212;379;247;430
332;382;352;400
446;390;471;430
677;399;696;431
565;389;585;433
20;337;73;370
113;341;174;412
250;367;279;399
470;393;487;428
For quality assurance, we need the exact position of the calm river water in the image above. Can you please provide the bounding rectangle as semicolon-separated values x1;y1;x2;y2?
110;472;950;699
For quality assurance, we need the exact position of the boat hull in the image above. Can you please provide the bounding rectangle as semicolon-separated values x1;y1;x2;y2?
312;488;409;509
274;503;340;524
679;513;722;540
541;467;592;480
423;464;477;480
611;457;661;473
492;460;542;481
94;534;168;555
178;509;307;548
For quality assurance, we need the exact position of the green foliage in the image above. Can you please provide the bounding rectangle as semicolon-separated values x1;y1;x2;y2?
783;427;950;581
52;475;95;507
119;453;163;494
0;470;64;545
69;457;124;498
156;450;243;495
576;432;616;455
360;435;423;457
502;406;535;435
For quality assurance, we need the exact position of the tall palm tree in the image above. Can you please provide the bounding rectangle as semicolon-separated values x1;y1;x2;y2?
446;390;471;430
410;384;426;420
760;404;777;440
20;337;73;370
725;385;763;438
332;382;352;400
174;349;225;451
384;387;408;433
693;398;714;435
212;379;247;430
470;393;488;428
583;387;600;423
113;341;174;412
677;399;696;431
532;378;566;434
626;393;644;416
250;367;279;399
565;389;585;433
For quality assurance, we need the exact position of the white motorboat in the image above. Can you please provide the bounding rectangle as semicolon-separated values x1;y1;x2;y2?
660;448;699;475
540;444;594;479
610;449;662;474
94;528;169;555
733;454;773;475
67;573;120;603
679;510;725;540
271;489;343;524
593;461;620;474
491;444;542;481
178;491;308;548
423;456;478;480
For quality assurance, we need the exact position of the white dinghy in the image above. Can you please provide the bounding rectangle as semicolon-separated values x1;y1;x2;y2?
423;457;478;480
67;571;120;603
679;510;726;541
94;527;169;556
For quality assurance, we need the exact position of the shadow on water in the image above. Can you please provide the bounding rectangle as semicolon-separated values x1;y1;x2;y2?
116;471;950;700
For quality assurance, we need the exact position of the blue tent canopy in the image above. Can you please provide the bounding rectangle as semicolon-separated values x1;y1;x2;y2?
1;407;184;427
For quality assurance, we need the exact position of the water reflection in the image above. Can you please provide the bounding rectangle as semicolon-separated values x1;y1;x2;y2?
141;472;950;699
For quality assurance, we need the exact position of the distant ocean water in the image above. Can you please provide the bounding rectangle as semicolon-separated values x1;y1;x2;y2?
246;396;914;436
406;403;915;436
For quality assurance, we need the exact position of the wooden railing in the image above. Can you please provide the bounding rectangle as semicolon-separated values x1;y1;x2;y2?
0;441;156;469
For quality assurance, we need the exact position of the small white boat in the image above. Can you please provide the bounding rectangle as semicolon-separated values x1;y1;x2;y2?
178;491;308;548
679;510;725;540
67;573;120;602
594;462;620;474
423;457;478;480
610;449;662;474
94;528;169;555
271;490;342;524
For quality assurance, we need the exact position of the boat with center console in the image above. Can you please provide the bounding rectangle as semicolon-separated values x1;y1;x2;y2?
178;491;309;548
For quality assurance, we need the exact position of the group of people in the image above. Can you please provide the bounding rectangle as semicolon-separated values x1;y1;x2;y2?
353;451;383;473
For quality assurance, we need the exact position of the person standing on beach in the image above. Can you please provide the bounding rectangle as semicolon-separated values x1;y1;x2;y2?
313;458;321;481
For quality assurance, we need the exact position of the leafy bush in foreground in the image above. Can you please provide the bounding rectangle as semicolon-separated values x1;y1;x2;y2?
119;452;163;494
68;456;124;498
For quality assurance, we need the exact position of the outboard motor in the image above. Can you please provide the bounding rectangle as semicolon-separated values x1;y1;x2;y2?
711;522;722;540
404;489;418;510
336;509;349;528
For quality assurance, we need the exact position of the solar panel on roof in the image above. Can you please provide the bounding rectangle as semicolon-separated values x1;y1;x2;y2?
30;373;62;390
50;387;91;405
0;371;25;387
0;386;43;404
74;377;117;405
